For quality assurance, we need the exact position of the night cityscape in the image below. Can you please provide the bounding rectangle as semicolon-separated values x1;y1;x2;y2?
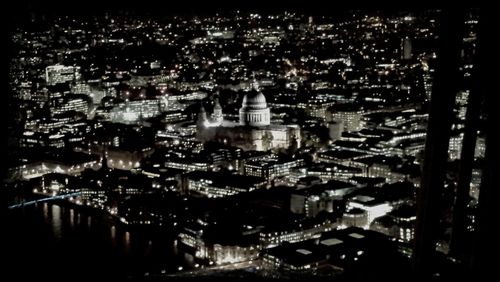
3;3;496;281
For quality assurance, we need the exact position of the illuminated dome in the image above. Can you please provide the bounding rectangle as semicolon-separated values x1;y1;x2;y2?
241;90;268;110
239;84;270;126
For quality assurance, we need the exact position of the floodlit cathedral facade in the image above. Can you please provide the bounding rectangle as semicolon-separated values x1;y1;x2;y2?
197;83;301;151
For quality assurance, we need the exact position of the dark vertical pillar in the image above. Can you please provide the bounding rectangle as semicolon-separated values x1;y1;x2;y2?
472;10;497;279
413;10;465;275
449;17;484;259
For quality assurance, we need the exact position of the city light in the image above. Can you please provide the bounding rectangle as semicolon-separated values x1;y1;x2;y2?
5;7;485;280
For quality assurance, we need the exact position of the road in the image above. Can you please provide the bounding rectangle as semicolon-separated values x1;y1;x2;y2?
161;259;260;278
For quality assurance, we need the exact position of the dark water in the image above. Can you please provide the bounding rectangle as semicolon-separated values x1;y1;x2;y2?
3;202;194;280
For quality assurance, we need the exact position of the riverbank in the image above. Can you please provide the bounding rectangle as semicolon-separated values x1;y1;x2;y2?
4;197;192;280
8;191;179;237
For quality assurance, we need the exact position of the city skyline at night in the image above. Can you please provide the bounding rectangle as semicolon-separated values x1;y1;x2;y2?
3;5;495;281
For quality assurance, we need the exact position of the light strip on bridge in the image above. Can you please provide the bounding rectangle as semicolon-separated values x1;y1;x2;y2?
8;192;81;209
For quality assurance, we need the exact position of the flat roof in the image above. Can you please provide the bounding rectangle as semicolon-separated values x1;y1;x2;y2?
349;233;365;239
296;249;313;255
352;195;375;203
320;238;343;246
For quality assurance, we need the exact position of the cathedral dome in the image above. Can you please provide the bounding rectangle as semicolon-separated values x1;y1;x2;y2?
241;90;268;109
239;89;270;127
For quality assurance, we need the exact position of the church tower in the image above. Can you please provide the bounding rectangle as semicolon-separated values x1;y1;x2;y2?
212;97;223;126
196;103;208;129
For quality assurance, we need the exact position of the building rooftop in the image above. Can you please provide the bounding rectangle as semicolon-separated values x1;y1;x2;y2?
264;227;394;268
293;180;356;196
356;155;403;167
318;149;366;160
187;171;266;189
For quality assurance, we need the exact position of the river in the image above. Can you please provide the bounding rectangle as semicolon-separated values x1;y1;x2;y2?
3;202;195;280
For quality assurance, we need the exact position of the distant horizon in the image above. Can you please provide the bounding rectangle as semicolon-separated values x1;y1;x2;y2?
8;4;435;31
9;0;434;17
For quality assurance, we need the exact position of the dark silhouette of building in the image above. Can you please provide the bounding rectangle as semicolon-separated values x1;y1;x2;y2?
414;9;497;279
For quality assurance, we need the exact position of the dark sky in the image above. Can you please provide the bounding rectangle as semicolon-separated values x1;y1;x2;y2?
8;0;420;18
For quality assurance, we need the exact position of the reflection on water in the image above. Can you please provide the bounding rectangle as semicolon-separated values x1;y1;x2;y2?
43;203;49;220
147;240;153;256
111;226;116;247
69;209;74;228
51;205;62;239
124;231;131;253
6;202;191;278
174;239;179;255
